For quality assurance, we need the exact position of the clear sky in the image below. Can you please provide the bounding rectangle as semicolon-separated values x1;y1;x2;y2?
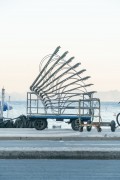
0;0;120;93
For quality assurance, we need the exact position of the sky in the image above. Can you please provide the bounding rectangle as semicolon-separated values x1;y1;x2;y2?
0;0;120;93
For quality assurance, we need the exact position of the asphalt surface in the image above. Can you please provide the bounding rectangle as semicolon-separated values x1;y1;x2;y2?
0;128;120;159
0;139;120;149
0;160;120;180
0;140;120;159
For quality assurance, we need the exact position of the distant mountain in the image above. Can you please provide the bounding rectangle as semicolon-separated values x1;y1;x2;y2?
4;90;120;102
5;92;26;101
95;90;120;102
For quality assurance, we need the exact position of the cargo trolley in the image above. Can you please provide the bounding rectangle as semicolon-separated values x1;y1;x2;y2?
26;91;116;132
0;46;117;131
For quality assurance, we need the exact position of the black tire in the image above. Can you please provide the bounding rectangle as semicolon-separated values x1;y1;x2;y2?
79;126;83;132
14;115;27;128
14;118;21;128
116;113;120;126
110;120;116;132
97;127;102;132
19;115;27;128
34;119;47;130
6;120;14;128
25;120;33;128
71;119;79;131
0;121;5;128
26;120;30;128
87;120;92;132
18;119;24;128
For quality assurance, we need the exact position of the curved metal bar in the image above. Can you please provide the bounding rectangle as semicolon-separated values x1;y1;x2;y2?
44;88;89;105
32;51;69;91
30;46;61;90
35;62;80;94
42;70;87;93
36;57;74;91
42;77;92;95
30;47;96;114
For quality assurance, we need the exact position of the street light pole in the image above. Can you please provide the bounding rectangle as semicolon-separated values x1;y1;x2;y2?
1;87;5;119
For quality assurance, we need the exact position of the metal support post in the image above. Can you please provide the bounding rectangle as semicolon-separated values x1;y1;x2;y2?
1;88;5;119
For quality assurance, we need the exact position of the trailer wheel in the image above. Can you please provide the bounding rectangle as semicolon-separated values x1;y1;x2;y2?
71;119;79;131
110;120;116;132
79;126;83;132
87;120;92;132
116;113;120;126
97;126;102;132
14;118;22;128
34;119;47;130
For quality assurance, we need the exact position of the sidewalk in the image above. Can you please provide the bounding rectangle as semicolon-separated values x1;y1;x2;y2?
0;128;120;140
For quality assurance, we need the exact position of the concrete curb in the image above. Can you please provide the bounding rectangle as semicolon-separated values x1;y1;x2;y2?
0;136;120;140
0;150;120;159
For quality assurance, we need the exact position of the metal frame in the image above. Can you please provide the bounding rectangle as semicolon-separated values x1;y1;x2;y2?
27;92;98;114
29;46;95;115
27;47;113;130
78;95;102;128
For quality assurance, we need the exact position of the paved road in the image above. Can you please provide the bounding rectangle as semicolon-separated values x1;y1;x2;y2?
0;140;119;159
0;159;120;180
0;140;120;150
0;129;120;159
